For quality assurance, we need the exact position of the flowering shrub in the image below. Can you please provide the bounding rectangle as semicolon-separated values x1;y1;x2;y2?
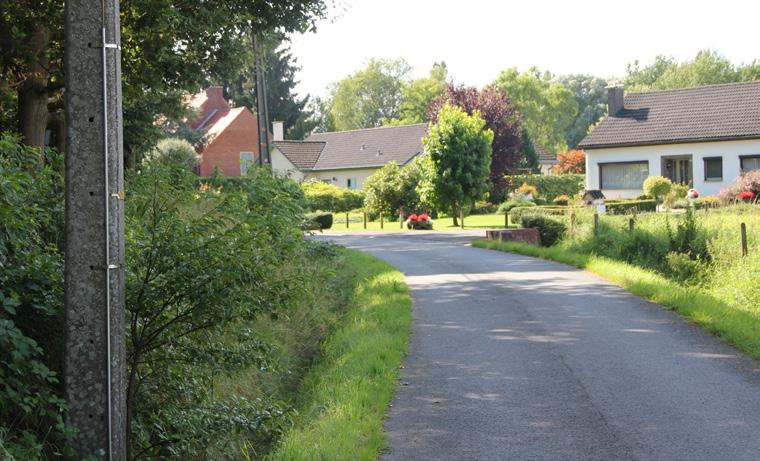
405;213;433;230
719;170;760;202
738;191;755;202
516;182;538;197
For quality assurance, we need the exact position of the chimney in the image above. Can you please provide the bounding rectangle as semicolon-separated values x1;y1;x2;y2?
272;121;284;141
206;86;224;100
607;85;624;116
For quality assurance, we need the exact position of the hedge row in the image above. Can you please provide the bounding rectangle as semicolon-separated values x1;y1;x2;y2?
504;173;585;201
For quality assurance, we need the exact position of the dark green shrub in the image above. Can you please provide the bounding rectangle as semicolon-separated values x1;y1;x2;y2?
497;199;535;214
606;199;657;214
311;212;334;230
504;174;584;201
0;135;70;458
521;215;567;246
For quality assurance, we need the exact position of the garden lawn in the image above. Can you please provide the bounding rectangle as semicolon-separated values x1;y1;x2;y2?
325;212;516;231
472;239;760;361
269;249;412;461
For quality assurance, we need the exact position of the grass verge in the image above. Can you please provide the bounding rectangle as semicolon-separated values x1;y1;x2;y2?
472;239;760;360
268;248;412;460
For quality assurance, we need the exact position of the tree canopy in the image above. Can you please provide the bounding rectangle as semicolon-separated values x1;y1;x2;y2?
429;84;522;201
557;74;608;149
326;58;411;131
422;103;493;221
492;67;577;154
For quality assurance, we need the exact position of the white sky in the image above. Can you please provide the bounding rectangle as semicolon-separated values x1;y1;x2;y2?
288;0;760;99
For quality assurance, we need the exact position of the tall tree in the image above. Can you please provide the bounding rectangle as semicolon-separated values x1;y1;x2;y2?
557;74;608;148
492;67;577;154
422;103;493;226
327;57;411;130
429;84;522;202
0;0;329;159
389;61;448;125
625;49;760;91
224;37;316;140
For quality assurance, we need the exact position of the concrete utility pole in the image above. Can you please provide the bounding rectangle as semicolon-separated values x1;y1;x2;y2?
64;0;127;459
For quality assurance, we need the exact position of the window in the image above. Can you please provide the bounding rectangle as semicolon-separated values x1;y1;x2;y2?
240;152;254;175
347;177;357;189
740;155;760;172
703;157;723;181
599;161;649;189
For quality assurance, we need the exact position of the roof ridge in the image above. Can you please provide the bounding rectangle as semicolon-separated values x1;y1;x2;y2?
627;80;760;97
308;122;428;136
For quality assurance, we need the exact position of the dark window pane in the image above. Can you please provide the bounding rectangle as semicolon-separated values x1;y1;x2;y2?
704;157;722;180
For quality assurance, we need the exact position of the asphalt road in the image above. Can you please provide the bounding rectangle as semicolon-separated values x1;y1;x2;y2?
321;231;760;461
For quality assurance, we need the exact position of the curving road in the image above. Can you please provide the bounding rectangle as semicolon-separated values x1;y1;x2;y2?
322;231;760;461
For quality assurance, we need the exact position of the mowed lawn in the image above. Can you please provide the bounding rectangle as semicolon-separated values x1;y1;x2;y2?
325;212;516;231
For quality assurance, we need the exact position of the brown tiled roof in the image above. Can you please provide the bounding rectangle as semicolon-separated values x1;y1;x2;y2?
534;142;557;164
579;81;760;149
272;140;325;170
306;123;428;170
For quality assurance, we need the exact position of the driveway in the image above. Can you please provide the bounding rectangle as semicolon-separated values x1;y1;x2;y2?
322;231;760;461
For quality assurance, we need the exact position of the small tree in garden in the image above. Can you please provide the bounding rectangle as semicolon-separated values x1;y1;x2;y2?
143;138;200;172
429;84;522;202
554;149;586;174
423;103;493;226
644;176;673;204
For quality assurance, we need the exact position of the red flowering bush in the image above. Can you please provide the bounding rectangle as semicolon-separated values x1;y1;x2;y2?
405;212;433;230
720;170;760;202
738;191;755;202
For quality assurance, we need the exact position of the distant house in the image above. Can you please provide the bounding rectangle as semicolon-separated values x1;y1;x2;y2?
534;142;557;175
270;123;428;189
187;87;262;177
579;82;760;198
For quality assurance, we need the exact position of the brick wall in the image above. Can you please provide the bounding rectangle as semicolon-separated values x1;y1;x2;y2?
199;109;261;177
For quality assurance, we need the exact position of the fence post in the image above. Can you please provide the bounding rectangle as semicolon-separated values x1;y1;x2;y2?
460;207;464;230
505;211;509;228
400;210;404;229
741;222;748;257
363;212;367;229
380;212;384;229
594;212;599;235
629;218;634;233
346;212;349;229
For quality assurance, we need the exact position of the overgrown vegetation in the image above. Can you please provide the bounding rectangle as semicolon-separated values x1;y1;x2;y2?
0;134;403;459
270;250;411;460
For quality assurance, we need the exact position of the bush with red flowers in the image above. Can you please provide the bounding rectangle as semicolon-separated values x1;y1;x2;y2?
405;212;433;230
738;191;755;202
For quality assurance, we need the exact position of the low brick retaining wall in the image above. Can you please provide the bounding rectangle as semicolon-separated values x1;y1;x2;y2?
485;228;541;246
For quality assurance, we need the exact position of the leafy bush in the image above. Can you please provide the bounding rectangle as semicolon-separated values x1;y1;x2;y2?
503;174;584;201
520;215;567;247
471;200;497;215
554;150;585;174
643;176;672;202
142;137;200;172
516;182;538;197
553;194;570;206
310;212;334;230
605;199;657;214
0;135;70;459
719;170;760;202
497;198;535;214
363;159;430;219
663;182;689;208
501;202;537;220
301;179;364;213
695;196;721;209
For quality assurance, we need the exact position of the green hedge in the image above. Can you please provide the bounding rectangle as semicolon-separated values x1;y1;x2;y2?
504;174;585;201
521;215;567;247
606;199;657;214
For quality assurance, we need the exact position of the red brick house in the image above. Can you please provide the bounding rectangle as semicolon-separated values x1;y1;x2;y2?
187;87;262;176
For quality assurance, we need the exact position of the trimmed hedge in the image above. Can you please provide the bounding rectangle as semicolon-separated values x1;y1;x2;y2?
605;199;657;214
504;174;584;201
521;215;567;247
306;212;333;230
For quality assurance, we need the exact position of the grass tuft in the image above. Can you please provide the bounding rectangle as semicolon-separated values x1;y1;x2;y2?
269;249;411;461
472;239;760;360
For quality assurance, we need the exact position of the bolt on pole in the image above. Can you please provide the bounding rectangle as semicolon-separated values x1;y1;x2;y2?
64;0;127;459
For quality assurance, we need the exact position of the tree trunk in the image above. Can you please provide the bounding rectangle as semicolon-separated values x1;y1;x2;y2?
17;24;51;153
452;205;459;227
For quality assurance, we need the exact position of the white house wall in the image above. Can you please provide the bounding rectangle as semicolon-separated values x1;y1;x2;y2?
585;139;760;198
270;147;305;181
306;167;379;190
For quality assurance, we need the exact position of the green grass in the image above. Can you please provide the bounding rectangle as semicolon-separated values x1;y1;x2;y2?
326;212;515;231
269;249;412;461
472;239;760;360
